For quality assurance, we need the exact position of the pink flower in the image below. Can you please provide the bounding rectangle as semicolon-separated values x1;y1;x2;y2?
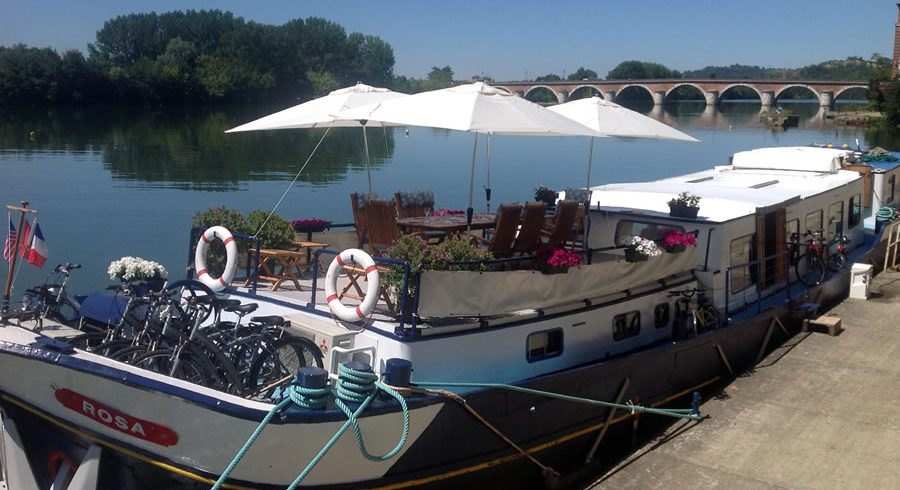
662;229;696;248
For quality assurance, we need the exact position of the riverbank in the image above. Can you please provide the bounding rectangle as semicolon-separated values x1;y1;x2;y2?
588;268;900;489
826;110;881;126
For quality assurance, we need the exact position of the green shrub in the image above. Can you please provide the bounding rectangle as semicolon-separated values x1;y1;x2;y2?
245;210;295;249
383;234;494;298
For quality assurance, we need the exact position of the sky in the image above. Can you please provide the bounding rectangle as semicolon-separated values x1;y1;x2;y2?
0;0;894;81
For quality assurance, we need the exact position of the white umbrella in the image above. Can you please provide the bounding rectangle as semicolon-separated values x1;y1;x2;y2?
226;83;408;195
340;82;601;223
548;96;699;190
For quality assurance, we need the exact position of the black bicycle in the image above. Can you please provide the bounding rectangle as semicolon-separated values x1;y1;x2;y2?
19;263;82;327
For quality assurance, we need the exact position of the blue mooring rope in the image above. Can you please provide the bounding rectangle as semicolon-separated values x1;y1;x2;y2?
876;206;899;222
211;364;409;490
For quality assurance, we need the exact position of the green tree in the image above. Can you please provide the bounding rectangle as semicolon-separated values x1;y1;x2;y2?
567;67;598;80
607;61;681;80
534;73;561;81
881;77;900;127
424;65;453;90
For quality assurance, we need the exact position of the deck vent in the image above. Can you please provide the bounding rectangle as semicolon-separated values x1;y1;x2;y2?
749;180;779;189
687;176;714;183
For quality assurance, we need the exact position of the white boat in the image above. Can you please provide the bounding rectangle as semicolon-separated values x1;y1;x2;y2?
1;146;897;489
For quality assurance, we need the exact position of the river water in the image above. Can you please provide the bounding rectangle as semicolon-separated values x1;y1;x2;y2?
0;101;874;296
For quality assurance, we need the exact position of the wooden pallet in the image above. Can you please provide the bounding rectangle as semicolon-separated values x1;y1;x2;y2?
802;314;842;336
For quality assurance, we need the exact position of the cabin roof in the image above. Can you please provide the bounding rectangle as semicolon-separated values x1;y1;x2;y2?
590;147;861;223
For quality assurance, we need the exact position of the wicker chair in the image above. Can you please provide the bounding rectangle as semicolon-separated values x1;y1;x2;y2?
512;202;548;256
542;200;579;247
350;193;368;249
471;203;522;258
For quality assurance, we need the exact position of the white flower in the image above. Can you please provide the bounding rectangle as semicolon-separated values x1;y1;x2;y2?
627;236;662;258
108;256;168;281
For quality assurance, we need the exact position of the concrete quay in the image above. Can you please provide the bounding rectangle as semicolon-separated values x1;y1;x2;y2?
588;269;900;490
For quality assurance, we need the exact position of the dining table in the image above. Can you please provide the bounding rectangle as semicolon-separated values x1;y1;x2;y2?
396;212;497;234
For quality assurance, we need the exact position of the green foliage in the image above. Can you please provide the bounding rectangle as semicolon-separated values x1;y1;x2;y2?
245;210;295;249
424;65;454;90
682;55;891;81
534;186;558;204
1;10;396;106
607;61;681;80
534;74;561;82
668;192;701;208
382;233;494;297
881;78;900;128
567;67;598;81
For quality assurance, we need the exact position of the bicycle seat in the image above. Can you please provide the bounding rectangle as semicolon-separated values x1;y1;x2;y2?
250;315;285;328
214;298;243;310
229;303;259;316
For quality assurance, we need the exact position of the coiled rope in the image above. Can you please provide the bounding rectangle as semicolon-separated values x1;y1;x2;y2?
211;363;409;490
876;206;899;222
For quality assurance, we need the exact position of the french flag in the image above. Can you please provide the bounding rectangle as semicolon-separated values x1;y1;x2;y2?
26;223;47;268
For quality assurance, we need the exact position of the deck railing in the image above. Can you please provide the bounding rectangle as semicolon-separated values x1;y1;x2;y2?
724;249;795;320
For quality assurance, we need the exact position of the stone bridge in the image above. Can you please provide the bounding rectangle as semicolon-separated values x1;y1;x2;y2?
493;79;868;107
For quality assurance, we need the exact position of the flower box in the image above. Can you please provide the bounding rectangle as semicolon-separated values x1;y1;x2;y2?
538;263;569;274
668;204;699;219
624;248;648;262
292;218;331;233
665;244;687;253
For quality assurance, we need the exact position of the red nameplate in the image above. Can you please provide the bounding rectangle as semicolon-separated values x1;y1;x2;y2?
55;388;179;447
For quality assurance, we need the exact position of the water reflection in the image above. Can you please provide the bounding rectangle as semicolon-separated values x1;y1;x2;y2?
0;106;396;191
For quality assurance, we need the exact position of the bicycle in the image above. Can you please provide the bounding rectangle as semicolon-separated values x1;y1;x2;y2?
795;230;827;287
19;263;82;327
669;287;720;338
827;234;851;272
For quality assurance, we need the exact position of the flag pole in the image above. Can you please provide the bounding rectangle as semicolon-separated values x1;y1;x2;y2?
3;201;36;310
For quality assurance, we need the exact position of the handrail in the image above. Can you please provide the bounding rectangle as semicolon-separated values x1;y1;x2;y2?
724;249;793;320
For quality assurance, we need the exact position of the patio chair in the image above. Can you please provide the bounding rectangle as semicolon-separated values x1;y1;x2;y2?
512;202;548;256
542;200;579;247
471;203;522;258
364;198;401;256
395;190;435;218
350;193;368;249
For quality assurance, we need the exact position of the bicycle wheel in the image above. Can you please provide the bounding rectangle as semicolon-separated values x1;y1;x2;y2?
697;305;720;331
69;332;112;351
190;335;243;395
131;348;212;387
795;252;826;287
827;253;846;272
247;337;323;396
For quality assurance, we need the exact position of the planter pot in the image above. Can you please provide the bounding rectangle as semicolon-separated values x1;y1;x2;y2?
538;263;569;274
293;224;328;233
624;248;648;263
124;277;167;295
668;204;699;219
665;244;687;254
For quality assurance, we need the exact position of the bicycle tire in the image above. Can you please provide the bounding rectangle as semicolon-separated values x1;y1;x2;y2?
131;348;212;387
190;335;243;395
697;305;720;331
90;339;139;357
795;252;826;287
69;332;113;351
247;337;323;395
827;253;846;272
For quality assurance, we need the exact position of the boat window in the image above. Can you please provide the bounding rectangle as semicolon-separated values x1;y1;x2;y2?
613;311;641;340
889;175;896;204
785;219;799;242
827;201;843;239
730;234;756;293
848;193;862;229
804;210;822;235
654;303;670;328
615;221;684;246
526;329;563;362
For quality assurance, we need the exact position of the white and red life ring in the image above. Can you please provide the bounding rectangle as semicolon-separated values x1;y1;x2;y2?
325;248;379;322
194;226;237;292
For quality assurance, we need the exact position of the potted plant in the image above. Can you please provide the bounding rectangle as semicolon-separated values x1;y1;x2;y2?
108;256;168;293
661;229;697;253
534;186;558;207
625;236;662;262
291;218;332;233
667;192;701;219
535;245;581;274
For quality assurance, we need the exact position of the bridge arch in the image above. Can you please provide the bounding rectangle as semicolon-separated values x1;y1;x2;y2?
568;84;602;100
666;83;707;103
523;85;562;103
834;85;868;100
615;84;654;102
720;83;763;102
774;84;820;102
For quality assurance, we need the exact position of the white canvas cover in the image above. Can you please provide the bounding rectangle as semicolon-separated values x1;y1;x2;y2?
547;96;699;142
416;248;697;318
730;146;852;173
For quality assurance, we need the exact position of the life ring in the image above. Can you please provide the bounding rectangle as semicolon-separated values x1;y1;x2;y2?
194;226;237;292
325;248;379;322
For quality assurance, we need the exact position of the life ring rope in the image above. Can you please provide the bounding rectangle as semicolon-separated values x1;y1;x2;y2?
324;249;380;322
194;226;238;292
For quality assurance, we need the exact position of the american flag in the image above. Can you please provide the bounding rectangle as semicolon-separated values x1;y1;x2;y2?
3;219;16;261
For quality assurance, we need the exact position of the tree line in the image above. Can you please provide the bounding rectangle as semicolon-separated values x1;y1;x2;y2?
0;10;397;106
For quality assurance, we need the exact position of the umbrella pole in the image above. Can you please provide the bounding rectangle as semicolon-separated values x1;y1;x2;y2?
485;133;492;212
362;124;373;197
586;137;594;190
467;133;479;228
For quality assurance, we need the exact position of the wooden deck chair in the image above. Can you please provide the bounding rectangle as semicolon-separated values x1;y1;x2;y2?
471;203;522;258
512;202;548;256
542;200;579;247
350;193;368;249
365;198;400;255
395;190;435;218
